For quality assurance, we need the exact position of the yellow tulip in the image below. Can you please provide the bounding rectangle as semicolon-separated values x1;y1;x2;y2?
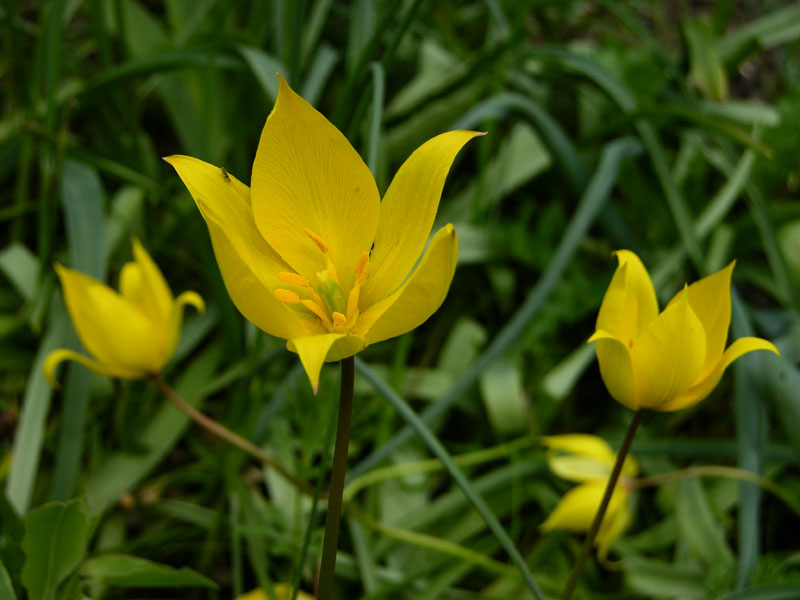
236;586;314;600
540;434;637;559
166;75;481;392
44;238;204;386
589;251;779;412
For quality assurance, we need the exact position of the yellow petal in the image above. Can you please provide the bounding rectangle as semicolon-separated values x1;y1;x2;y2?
361;130;483;307
165;291;205;360
670;261;734;377
356;224;457;345
654;336;779;412
250;75;380;294
596;251;659;345
630;287;706;409
165;155;311;340
588;330;638;411
130;238;174;324
287;333;366;393
596;500;632;560
540;480;627;535
56;264;164;373
542;434;638;481
43;348;142;388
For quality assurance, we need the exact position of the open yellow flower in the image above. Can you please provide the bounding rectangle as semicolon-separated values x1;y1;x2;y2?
589;251;779;412
166;75;481;391
44;239;204;386
540;434;637;560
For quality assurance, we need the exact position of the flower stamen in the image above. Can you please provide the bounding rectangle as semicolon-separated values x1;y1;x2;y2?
275;289;300;304
355;252;369;285
304;228;328;253
279;272;309;287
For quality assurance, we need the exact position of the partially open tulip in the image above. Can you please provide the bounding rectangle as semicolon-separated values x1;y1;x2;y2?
589;251;779;411
540;434;637;559
44;239;204;386
167;75;481;391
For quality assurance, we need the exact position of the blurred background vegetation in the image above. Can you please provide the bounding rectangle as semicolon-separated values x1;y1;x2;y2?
2;1;800;598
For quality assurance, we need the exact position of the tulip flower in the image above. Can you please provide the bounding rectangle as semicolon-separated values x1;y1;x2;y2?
166;75;481;392
589;251;779;412
540;434;637;559
44;239;204;386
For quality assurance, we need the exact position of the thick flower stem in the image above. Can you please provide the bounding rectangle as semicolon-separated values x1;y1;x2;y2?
152;375;314;496
561;410;643;600
317;357;355;600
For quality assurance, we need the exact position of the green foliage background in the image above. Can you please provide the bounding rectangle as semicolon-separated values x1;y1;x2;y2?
2;1;800;598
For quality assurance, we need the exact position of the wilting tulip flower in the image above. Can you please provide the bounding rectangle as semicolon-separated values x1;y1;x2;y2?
540;434;637;559
589;251;779;412
167;75;481;391
44;239;204;385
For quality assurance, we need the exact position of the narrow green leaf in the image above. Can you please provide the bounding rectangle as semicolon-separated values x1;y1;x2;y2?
718;585;800;600
0;244;40;302
684;18;729;101
81;554;216;588
21;498;89;600
59;160;106;279
5;299;69;514
238;45;286;102
0;559;17;600
675;479;735;568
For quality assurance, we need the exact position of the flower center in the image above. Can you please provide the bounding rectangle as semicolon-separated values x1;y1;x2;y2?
273;228;369;334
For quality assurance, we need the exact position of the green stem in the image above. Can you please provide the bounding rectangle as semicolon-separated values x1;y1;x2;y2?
561;410;643;600
317;357;355;600
153;375;314;497
634;465;800;518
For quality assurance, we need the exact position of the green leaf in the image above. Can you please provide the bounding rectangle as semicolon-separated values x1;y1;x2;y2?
718;585;800;600
238;45;286;102
684;18;729;101
0;244;40;302
82;554;216;588
625;556;706;598
5;299;69;514
59;160;106;279
0;559;17;600
676;478;735;568
479;359;531;435
21;498;89;600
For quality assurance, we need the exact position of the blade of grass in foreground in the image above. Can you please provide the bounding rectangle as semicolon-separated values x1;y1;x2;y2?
350;137;642;479
354;357;546;600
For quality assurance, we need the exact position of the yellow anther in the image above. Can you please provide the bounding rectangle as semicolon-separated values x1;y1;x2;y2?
301;299;334;331
304;228;328;253
279;272;309;287
275;289;300;304
355;251;369;285
332;311;347;333
346;281;360;324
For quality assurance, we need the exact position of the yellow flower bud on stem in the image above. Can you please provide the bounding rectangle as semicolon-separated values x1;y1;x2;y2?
560;410;643;600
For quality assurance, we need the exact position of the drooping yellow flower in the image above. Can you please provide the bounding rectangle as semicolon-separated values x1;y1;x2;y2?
589;251;779;412
44;239;204;386
166;75;481;391
236;585;314;600
540;434;638;559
